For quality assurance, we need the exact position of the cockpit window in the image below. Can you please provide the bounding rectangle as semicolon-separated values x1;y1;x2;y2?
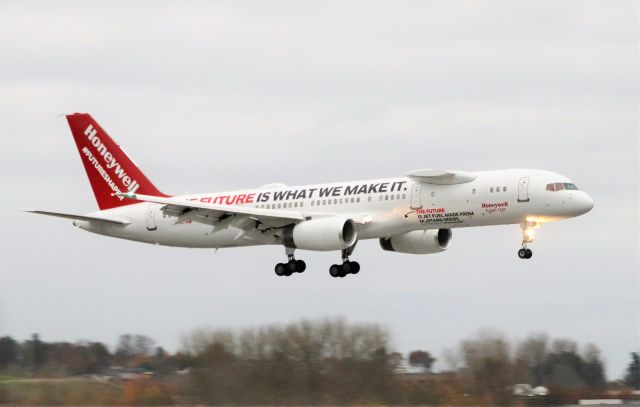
546;182;579;191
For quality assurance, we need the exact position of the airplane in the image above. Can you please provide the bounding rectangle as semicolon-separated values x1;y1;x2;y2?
29;113;594;278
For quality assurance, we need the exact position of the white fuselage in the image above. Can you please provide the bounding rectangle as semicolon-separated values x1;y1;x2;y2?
75;169;594;249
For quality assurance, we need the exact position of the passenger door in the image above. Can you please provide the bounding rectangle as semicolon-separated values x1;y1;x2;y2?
517;177;530;203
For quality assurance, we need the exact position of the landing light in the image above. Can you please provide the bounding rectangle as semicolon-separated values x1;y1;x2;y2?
523;228;535;243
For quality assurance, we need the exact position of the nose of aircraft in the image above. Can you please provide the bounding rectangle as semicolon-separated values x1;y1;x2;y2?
574;192;594;216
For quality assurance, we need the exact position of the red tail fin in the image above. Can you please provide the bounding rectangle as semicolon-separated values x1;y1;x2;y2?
67;113;167;210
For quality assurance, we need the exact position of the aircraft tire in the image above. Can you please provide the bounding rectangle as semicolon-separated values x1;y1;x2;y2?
518;249;528;259
286;260;298;275
295;260;306;273
525;249;533;259
329;264;341;278
350;261;360;274
275;263;285;276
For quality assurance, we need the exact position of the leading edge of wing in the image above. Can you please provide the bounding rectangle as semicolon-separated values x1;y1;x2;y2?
116;193;306;222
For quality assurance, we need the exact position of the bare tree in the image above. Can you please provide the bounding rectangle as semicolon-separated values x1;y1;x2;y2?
459;328;512;404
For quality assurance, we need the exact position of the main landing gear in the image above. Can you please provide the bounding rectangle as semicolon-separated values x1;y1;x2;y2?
518;222;537;260
329;246;360;278
274;245;362;278
275;247;306;277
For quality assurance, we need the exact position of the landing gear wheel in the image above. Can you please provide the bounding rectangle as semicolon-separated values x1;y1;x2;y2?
518;248;533;259
284;260;297;276
295;260;306;273
340;261;361;275
275;263;285;276
329;264;342;278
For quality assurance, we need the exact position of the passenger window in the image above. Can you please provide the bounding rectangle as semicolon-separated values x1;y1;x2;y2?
357;197;360;203
402;194;406;199
431;191;435;197
300;202;304;207
379;196;383;201
472;188;476;194
311;201;314;206
503;186;507;192
339;198;343;204
333;199;337;204
368;196;372;202
294;202;298;208
490;187;494;193
390;195;394;200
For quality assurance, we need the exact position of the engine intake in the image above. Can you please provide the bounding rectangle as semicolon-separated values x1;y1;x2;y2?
380;229;452;254
283;217;357;251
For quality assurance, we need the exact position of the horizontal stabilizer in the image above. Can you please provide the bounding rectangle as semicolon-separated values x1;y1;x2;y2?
407;169;477;185
25;210;131;225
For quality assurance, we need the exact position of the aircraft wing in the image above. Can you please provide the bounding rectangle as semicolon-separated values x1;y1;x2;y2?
117;193;305;228
407;169;477;185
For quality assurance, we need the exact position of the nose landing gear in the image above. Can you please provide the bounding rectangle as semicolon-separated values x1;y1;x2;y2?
518;248;533;259
518;222;537;260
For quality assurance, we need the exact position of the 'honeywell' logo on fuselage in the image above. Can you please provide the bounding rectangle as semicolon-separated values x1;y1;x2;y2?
83;124;139;199
481;201;509;209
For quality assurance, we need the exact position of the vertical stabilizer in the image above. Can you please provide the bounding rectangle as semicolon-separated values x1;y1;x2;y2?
66;113;167;210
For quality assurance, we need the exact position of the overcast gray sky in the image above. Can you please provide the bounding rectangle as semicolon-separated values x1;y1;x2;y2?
0;0;638;378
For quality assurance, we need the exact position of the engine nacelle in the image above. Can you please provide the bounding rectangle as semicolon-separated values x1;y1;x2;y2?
379;229;452;254
283;217;357;251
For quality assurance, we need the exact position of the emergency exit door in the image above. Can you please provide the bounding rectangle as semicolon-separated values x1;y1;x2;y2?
410;182;422;209
147;204;157;231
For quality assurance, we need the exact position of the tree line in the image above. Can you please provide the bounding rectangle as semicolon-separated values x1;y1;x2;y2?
0;333;189;377
0;319;638;405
